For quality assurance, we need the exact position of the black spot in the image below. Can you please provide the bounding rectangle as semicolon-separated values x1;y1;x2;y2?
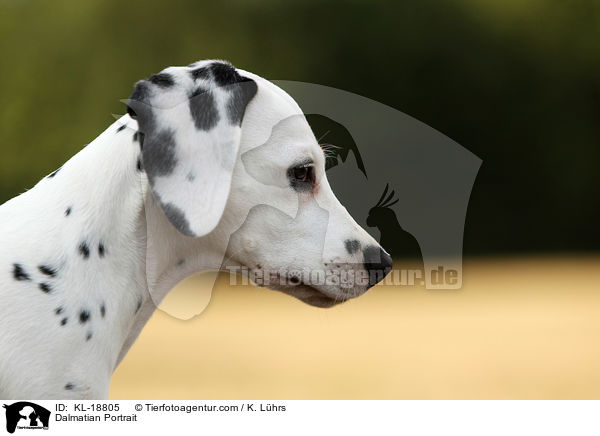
98;242;106;258
48;167;61;178
64;383;74;390
289;276;300;285
60;318;68;326
12;264;31;281
136;157;143;172
205;62;257;126
190;66;211;81
127;81;150;120
189;86;220;131
78;242;90;259
210;61;240;87
86;332;93;341
39;265;57;277
128;82;154;156
176;259;185;267
79;310;90;324
65;207;72;217
135;297;143;314
39;283;52;293
161;202;194;236
149;72;175;88
227;78;257;126
116;124;127;133
100;304;106;318
55;307;63;315
144;129;178;176
344;239;361;255
133;131;145;148
186;171;196;182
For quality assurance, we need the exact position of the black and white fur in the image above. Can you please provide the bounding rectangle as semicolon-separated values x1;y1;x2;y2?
0;60;392;399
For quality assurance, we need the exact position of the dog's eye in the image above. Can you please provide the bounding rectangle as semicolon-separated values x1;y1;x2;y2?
288;163;315;191
293;166;312;182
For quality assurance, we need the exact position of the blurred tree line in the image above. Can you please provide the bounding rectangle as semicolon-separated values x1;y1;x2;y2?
1;0;598;254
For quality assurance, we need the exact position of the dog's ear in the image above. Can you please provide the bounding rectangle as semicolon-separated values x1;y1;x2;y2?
127;61;257;237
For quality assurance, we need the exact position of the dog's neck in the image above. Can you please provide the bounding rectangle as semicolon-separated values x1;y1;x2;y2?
0;114;231;397
50;115;226;371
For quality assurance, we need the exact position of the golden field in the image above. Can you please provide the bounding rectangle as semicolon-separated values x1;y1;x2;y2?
110;257;600;399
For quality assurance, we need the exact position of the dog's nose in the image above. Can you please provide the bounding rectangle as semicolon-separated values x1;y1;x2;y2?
362;245;393;288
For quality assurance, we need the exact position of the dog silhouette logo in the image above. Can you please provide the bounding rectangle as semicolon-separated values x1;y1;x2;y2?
3;402;50;433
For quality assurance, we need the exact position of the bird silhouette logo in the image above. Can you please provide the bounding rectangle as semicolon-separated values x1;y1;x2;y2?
366;184;423;267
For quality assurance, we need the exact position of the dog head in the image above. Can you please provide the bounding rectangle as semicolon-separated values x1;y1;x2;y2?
128;60;392;307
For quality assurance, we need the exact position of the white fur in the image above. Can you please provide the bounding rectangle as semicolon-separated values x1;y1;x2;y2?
0;62;383;399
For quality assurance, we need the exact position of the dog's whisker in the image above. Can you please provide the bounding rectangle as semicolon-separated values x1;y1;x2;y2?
316;129;332;144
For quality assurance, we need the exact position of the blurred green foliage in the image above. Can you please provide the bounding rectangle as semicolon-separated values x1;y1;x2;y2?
1;0;599;253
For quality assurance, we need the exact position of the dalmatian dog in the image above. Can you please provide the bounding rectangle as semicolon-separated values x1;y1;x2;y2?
0;60;393;399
